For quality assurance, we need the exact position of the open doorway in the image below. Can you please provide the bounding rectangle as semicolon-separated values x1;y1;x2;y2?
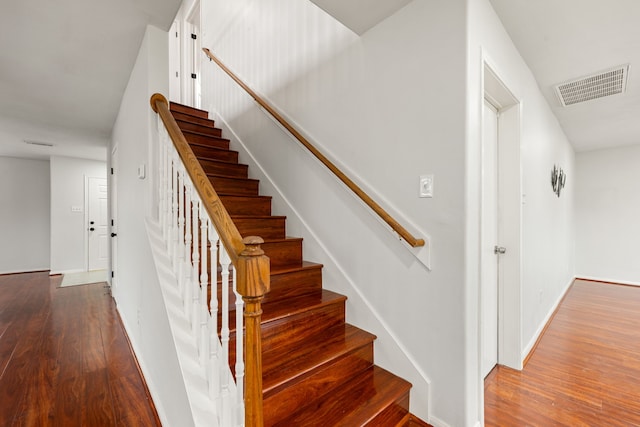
168;0;201;107
480;63;522;379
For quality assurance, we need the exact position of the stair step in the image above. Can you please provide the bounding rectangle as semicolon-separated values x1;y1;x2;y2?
183;130;230;150
260;289;346;350
219;194;272;216
232;215;286;240
261;237;302;269
170;102;209;119
208;175;259;196
189;144;239;163
176;119;222;137
216;261;322;309
263;324;376;425
171;110;216;127
198;158;248;178
273;365;411;427
269;261;323;300
228;289;346;349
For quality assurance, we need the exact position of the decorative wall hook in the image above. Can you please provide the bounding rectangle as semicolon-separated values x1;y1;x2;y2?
551;164;566;197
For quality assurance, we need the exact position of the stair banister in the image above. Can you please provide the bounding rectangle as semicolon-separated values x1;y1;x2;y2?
150;93;269;427
202;47;425;249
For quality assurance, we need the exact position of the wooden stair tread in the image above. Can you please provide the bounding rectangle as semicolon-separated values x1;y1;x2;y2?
231;215;287;220
169;102;208;119
270;260;322;275
273;365;411;427
182;129;230;141
262;323;375;394
188;141;236;152
245;289;344;324
194;155;241;166
175;118;217;129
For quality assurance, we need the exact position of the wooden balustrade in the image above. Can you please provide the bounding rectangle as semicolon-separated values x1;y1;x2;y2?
150;93;269;426
202;48;425;248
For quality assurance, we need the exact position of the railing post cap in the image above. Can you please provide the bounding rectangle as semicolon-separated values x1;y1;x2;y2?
150;93;168;113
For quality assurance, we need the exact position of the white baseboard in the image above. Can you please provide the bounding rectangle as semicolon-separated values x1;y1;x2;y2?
522;276;574;361
576;275;640;287
117;307;170;427
428;415;452;427
0;268;49;275
49;268;86;275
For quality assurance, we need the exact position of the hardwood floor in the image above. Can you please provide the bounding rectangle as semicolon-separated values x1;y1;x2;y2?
485;279;640;426
0;271;160;426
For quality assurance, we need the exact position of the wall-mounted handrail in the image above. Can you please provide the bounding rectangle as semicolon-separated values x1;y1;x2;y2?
202;48;425;248
151;93;269;427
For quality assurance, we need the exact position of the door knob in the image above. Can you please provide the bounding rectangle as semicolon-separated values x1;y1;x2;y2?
89;227;95;231
111;233;117;237
494;246;506;254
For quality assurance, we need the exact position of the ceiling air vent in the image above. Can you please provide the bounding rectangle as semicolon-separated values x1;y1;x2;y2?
555;64;630;107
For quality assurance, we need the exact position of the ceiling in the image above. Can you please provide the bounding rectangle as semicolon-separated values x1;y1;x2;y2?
309;0;413;35
0;0;637;160
0;0;180;161
489;0;640;152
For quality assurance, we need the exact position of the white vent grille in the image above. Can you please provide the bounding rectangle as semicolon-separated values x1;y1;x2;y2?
555;64;629;106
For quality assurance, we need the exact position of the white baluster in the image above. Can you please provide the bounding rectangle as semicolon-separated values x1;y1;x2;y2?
233;266;244;421
169;153;179;263
188;195;200;321
157;117;165;228
183;177;193;311
198;206;209;338
208;227;221;406
219;245;232;426
177;167;186;286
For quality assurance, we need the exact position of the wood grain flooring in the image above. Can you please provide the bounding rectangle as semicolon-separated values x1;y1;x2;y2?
0;271;160;426
485;279;640;426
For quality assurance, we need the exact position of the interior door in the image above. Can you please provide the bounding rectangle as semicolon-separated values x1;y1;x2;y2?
88;177;108;271
481;99;499;378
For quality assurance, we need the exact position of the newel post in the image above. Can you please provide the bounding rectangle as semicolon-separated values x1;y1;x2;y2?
236;236;270;427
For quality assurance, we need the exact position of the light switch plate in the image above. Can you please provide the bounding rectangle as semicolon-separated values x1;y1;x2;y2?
419;175;433;198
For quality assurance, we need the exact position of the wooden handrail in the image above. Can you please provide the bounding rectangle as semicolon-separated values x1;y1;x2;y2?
150;93;269;426
202;48;425;248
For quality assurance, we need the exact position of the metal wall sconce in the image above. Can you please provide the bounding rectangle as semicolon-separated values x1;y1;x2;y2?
551;164;566;197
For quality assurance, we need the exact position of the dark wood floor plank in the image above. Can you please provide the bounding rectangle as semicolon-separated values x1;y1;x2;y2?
0;272;160;427
485;279;640;426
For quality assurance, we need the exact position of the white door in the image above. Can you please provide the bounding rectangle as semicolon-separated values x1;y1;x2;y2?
88;177;108;271
169;20;181;103
481;100;499;378
185;0;201;108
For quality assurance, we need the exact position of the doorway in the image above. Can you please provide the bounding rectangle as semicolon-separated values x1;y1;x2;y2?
480;63;522;376
87;177;108;271
169;0;201;107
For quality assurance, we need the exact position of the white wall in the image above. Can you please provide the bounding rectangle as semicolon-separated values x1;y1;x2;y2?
0;156;50;274
111;24;194;426
575;145;640;285
201;0;468;424
467;0;575;423
49;156;106;274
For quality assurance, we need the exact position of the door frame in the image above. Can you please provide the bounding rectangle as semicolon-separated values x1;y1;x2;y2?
480;62;522;373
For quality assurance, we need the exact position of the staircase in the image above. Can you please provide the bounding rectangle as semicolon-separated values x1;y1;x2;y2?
169;102;430;427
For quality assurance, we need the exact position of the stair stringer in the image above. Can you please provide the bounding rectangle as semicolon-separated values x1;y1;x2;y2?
145;217;227;427
210;110;433;423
